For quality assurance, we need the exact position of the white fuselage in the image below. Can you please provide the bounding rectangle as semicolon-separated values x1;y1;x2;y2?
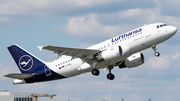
45;23;177;78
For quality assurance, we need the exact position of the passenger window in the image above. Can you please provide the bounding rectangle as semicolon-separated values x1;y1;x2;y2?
157;25;159;28
160;25;163;27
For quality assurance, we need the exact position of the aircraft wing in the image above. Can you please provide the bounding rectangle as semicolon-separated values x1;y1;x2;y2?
38;45;100;62
4;73;35;80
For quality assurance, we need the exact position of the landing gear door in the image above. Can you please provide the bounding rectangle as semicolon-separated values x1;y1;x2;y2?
145;25;151;37
44;65;52;76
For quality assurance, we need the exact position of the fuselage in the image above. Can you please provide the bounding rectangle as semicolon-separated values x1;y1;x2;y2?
44;23;177;79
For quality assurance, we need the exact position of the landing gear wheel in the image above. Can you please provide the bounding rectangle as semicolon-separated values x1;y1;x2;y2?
91;69;100;76
152;45;160;57
155;52;160;57
107;73;115;80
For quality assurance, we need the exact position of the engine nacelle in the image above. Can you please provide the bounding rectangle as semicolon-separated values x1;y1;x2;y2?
119;53;144;68
97;45;131;61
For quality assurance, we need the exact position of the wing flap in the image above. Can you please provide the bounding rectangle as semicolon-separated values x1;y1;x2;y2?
4;73;35;80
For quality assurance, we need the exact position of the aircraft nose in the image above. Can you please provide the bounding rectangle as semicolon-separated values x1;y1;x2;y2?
169;26;177;35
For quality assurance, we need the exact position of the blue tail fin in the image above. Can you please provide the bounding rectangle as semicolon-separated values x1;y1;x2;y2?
8;45;45;74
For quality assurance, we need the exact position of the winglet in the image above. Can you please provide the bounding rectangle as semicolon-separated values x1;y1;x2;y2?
37;46;43;51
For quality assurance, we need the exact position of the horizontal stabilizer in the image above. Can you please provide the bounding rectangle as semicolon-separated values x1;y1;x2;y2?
4;73;35;80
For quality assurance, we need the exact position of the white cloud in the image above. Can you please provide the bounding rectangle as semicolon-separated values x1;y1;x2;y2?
68;0;124;7
62;13;100;37
77;43;91;48
130;94;142;100
0;0;125;22
54;7;180;41
0;17;11;23
144;51;180;71
102;94;113;100
56;13;141;39
147;56;170;70
171;53;179;60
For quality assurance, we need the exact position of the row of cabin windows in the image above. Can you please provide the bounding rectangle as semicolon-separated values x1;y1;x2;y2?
55;58;78;67
99;32;142;50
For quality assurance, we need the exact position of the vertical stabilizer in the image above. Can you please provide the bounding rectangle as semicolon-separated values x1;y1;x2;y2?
8;45;45;74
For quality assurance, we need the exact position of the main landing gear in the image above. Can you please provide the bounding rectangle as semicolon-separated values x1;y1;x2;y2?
152;45;160;57
91;68;100;76
107;65;115;80
91;62;100;76
91;65;115;80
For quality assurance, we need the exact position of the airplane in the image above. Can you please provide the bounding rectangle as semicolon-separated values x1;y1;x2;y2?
4;23;177;84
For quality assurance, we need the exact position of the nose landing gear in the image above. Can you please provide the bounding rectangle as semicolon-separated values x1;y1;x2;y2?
152;45;160;57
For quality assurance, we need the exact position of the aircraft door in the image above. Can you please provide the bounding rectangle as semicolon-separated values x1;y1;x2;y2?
44;65;52;76
145;25;151;37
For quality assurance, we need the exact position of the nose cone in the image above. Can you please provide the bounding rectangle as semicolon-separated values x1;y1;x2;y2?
169;26;177;36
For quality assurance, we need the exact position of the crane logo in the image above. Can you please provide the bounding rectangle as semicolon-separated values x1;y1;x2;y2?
19;55;33;71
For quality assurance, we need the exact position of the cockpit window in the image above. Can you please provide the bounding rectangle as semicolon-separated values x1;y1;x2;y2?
157;25;159;28
163;24;168;26
157;24;168;29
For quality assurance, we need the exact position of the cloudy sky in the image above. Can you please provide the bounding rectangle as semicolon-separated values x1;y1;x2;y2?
0;0;180;101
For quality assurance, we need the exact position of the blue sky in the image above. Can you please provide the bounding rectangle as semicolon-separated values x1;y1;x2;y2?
1;0;180;101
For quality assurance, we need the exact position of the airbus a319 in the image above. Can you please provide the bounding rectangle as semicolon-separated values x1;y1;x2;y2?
5;23;177;84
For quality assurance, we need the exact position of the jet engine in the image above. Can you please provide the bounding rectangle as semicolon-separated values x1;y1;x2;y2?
97;45;131;61
119;53;144;68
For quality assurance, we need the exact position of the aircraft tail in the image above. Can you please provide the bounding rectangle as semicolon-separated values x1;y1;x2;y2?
7;45;45;74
